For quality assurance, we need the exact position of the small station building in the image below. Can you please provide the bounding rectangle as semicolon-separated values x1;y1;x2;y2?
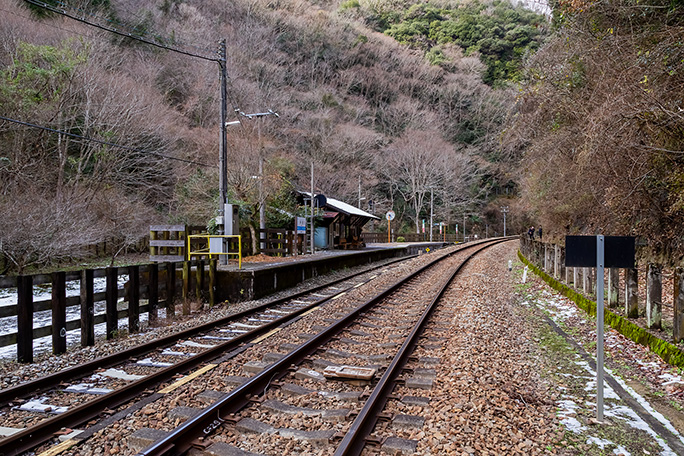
299;192;379;250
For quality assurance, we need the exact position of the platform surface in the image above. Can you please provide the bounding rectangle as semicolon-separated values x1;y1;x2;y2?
219;242;449;272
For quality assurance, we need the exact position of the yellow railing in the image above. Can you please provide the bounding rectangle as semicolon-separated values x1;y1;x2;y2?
187;235;242;269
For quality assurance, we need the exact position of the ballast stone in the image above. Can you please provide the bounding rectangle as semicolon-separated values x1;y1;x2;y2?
128;428;169;453
168;406;201;422
189;442;263;456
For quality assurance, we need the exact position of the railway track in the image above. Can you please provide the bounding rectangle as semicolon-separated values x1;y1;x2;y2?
0;246;478;456
127;239;505;456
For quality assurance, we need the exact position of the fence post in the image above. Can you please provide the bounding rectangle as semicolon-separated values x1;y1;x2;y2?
128;265;140;333
608;268;619;308
209;258;217;307
81;269;95;347
105;267;118;339
195;260;204;302
626;268;639;318
545;243;550;272
583;268;590;295
51;271;67;354
17;275;33;363
674;268;684;343
646;263;662;329
553;244;559;278
166;262;176;318
182;261;191;315
148;263;159;326
573;267;578;289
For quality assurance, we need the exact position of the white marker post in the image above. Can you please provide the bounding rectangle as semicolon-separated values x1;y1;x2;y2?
596;235;605;421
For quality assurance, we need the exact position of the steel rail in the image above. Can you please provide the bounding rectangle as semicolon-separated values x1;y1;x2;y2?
0;254;413;407
334;238;510;455
0;255;417;455
135;239;500;456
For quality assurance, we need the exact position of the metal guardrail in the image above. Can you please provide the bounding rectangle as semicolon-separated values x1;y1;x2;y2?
187;235;242;269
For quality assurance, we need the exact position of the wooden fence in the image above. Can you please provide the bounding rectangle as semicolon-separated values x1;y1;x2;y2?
1;259;217;363
258;229;306;256
361;232;461;243
520;236;684;343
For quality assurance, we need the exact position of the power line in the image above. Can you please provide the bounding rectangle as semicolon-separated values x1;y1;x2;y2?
23;0;223;62
0;115;211;168
38;0;218;56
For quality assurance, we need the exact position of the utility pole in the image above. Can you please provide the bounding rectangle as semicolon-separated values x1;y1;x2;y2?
310;161;315;254
259;157;265;251
218;40;228;264
429;187;434;242
463;213;466;242
501;206;509;237
358;175;362;209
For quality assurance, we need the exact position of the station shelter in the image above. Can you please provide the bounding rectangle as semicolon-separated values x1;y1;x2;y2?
299;192;379;250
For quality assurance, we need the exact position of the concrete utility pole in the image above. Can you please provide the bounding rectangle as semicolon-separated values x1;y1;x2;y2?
429;187;434;242
501;206;509;237
310;161;315;254
218;40;228;230
463;213;467;242
259;157;265;251
358;175;362;209
218;40;228;264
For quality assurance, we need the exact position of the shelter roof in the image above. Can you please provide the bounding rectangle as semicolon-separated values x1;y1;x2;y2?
300;192;380;220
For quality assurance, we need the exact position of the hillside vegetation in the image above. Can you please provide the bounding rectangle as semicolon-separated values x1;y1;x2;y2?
504;0;684;260
0;0;547;273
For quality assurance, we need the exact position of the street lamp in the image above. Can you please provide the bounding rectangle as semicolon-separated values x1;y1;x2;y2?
219;109;278;262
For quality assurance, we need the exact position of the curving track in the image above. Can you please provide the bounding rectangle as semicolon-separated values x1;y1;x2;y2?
132;239;505;456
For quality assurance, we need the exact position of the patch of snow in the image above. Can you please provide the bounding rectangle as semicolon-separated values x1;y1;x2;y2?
613;445;630;455
587;436;614;449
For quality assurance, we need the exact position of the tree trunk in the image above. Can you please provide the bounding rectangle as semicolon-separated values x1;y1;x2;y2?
249;223;258;256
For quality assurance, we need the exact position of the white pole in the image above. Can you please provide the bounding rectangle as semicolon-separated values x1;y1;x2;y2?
429;188;434;242
310;161;315;254
596;235;605;421
358;175;362;209
259;157;265;251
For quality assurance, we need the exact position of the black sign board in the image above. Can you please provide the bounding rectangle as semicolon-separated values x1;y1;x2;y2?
565;236;635;268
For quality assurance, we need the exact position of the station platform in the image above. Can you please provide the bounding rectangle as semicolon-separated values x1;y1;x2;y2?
215;242;451;302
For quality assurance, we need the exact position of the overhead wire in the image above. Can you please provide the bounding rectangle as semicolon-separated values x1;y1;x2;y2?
23;0;223;62
40;0;218;56
0;115;212;168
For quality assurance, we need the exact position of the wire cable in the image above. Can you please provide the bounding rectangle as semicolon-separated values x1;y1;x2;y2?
23;0;223;62
0;115;211;167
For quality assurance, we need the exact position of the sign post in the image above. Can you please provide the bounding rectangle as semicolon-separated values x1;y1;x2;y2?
596;235;605;421
386;211;395;243
565;235;634;421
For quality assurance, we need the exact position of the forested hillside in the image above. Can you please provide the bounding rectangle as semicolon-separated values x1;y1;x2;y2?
504;0;684;260
0;0;547;273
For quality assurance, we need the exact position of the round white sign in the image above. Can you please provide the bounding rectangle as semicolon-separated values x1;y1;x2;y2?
386;210;395;221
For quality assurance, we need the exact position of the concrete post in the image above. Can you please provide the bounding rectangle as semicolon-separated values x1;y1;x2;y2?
646;263;662;329
573;267;579;289
583;267;590;295
674;268;684;343
544;243;548;272
625;268;639;318
554;244;560;278
608;268;619;308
